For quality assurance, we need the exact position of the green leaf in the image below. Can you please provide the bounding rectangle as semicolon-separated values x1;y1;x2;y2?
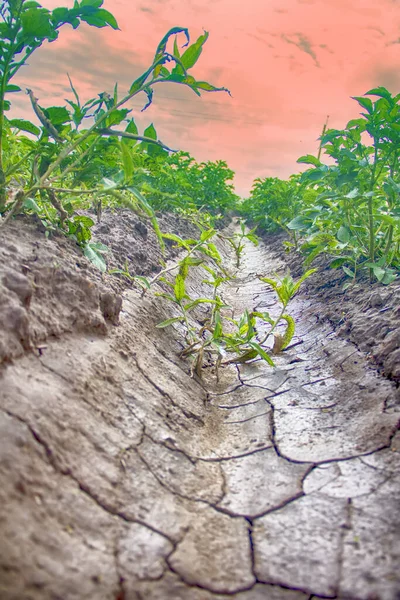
246;233;259;246
102;177;119;190
352;96;374;114
155;292;176;303
6;84;21;93
129;71;150;95
344;188;359;199
81;8;119;29
23;1;42;8
174;273;186;301
22;8;53;38
380;270;397;285
281;314;296;349
300;167;327;182
184;257;204;266
365;86;392;102
346;118;366;130
248;342;275;366
296;154;322;167
200;228;215;242
287;215;312;231
207;243;221;261
155;27;190;59
185;298;216;311
173;36;181;59
9;119;40;135
292;269;317;294
342;266;355;278
212;311;223;340
23;197;41;212
337;225;350;244
51;7;69;23
303;244;325;267
84;243;107;272
125;118;138;136
143;123;157;140
259;277;279;292
81;0;104;7
156;317;184;328
120;141;134;181
162;232;191;250
88;241;108;253
365;264;386;281
44;106;71;125
74;215;95;228
329;257;348;269
107;108;130;126
179;258;190;279
180;31;209;69
374;213;397;226
133;276;151;290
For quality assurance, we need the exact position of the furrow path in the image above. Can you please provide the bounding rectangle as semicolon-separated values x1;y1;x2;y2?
1;230;399;600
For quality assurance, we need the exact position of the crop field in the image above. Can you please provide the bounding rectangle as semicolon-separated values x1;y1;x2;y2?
0;2;399;599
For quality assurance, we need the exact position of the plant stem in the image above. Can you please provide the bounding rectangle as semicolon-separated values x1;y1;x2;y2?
368;142;379;276
317;115;329;161
258;304;286;346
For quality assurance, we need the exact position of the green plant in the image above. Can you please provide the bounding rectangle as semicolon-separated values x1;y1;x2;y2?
240;175;314;235
152;229;315;378
242;88;399;286
291;88;400;284
219;220;258;268
0;1;231;266
256;269;316;350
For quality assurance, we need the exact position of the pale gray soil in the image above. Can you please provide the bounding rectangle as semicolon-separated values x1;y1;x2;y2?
0;214;399;599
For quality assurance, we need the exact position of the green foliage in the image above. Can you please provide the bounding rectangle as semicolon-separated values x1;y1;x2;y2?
240;175;318;237
138;152;239;216
146;226;311;379
242;89;400;285
0;2;233;269
220;220;258;267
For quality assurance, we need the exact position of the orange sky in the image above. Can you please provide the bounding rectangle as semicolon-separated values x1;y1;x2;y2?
13;0;400;196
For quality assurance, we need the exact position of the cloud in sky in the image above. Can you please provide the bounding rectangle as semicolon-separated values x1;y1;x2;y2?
13;0;400;196
281;33;320;67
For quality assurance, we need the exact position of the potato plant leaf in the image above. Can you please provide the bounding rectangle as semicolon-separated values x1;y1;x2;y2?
174;273;186;301
84;242;107;272
156;317;184;328
9;119;40;135
248;342;275;366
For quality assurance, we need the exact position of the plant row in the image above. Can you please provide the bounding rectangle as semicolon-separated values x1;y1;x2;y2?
241;89;400;286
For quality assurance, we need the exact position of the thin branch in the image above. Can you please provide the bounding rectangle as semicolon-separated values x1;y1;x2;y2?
41;186;111;195
96;128;176;152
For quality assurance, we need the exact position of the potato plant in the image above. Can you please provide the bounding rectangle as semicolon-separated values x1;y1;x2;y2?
243;89;399;286
142;226;315;379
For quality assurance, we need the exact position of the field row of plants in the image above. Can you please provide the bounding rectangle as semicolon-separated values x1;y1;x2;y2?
0;0;238;270
1;1;398;288
241;89;400;286
0;0;310;375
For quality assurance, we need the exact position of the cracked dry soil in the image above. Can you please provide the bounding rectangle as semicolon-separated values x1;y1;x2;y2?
0;214;399;600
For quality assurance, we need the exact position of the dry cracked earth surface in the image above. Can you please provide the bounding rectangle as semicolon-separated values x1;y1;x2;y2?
0;214;399;600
